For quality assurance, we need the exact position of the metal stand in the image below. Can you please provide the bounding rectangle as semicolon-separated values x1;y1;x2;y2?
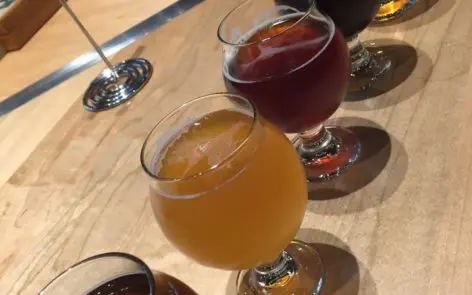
59;0;153;112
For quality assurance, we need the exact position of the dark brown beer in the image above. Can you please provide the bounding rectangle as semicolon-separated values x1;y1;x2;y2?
87;274;149;295
275;0;380;38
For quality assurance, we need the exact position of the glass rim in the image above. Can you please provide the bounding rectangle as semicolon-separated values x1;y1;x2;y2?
140;92;258;183
217;0;317;47
38;252;156;295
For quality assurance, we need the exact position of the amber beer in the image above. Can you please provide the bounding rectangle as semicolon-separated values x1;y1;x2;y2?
375;0;415;21
147;107;307;270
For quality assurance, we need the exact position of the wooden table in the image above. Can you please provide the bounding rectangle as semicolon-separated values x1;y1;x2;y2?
0;0;468;294
0;0;176;192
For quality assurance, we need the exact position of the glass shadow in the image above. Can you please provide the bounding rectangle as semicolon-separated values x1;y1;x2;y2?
371;0;456;30
307;117;408;215
343;39;433;111
296;228;378;295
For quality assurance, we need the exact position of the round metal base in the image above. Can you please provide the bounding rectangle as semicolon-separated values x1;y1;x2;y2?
237;241;324;295
83;58;153;112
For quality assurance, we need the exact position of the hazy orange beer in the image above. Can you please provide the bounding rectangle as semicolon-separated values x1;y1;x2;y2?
141;94;307;270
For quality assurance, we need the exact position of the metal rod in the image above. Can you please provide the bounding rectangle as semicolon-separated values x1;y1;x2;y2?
58;0;119;79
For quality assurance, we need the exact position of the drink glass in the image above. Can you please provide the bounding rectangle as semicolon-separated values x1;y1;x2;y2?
219;0;360;180
39;252;155;295
274;0;392;90
141;93;324;294
374;0;417;22
312;0;392;90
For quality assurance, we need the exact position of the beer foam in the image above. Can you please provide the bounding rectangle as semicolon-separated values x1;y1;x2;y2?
150;109;253;199
150;116;199;175
223;12;335;84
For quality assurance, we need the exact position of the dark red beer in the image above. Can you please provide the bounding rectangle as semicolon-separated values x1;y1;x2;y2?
224;14;349;133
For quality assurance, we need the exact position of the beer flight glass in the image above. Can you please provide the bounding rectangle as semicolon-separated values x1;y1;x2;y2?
315;0;394;90
141;93;324;294
275;0;392;90
219;0;360;180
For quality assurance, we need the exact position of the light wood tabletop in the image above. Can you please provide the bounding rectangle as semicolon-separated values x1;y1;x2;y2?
0;0;469;294
0;0;176;192
0;0;176;99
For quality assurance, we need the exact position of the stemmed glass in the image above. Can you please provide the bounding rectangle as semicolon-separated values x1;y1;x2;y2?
312;0;392;90
374;0;417;22
273;0;392;90
219;0;359;180
39;252;155;295
141;93;324;294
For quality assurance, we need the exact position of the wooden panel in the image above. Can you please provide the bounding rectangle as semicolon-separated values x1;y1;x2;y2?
0;0;61;50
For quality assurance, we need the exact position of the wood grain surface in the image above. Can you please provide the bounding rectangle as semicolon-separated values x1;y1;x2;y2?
0;0;176;98
0;0;176;193
1;0;470;294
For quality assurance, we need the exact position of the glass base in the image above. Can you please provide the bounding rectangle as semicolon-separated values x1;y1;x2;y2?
373;0;417;23
294;126;360;181
236;241;324;295
349;45;392;92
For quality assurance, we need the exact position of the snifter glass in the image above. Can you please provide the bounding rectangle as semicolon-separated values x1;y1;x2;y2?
141;93;324;295
219;0;360;181
273;0;394;91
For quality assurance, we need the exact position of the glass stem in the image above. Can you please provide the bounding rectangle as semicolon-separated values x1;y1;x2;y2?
347;35;372;73
298;124;339;161
253;251;298;288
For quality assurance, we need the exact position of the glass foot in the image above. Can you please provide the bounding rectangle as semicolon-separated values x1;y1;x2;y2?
294;126;360;181
374;0;417;23
237;241;324;295
349;45;392;92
